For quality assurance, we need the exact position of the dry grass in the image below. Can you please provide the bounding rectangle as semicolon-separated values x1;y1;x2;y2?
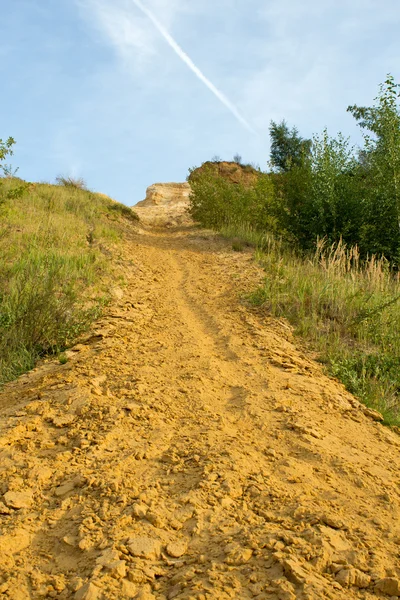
0;178;137;386
249;237;400;425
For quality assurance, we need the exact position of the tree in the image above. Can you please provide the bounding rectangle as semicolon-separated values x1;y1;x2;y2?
348;75;400;259
269;120;311;172
0;138;27;203
0;137;16;174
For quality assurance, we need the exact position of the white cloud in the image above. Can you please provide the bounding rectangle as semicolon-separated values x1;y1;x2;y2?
76;0;185;68
76;0;256;133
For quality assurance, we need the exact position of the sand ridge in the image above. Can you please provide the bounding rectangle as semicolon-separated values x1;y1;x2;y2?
0;227;400;599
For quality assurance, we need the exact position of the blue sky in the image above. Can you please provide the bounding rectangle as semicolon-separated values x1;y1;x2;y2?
1;0;399;205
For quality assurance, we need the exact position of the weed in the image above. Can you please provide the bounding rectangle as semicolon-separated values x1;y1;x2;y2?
248;239;400;426
0;177;134;387
107;201;139;222
58;353;68;365
232;239;244;252
56;175;87;190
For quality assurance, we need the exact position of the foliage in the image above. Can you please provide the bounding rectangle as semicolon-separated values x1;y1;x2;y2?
273;130;361;249
0;136;15;168
56;175;88;190
249;238;400;426
188;163;276;232
0;137;23;204
107;199;139;222
348;75;400;261
269;120;311;172
0;177;135;387
269;76;400;262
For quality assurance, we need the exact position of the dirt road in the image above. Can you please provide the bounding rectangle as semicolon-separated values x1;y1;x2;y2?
1;227;400;600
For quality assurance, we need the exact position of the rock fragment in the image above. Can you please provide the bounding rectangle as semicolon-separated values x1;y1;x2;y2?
283;558;310;584
128;537;162;560
225;544;253;565
96;547;127;578
0;501;11;514
166;540;187;558
3;490;33;509
362;407;384;421
132;503;148;519
74;582;102;600
375;577;400;596
134;584;157;599
122;579;138;598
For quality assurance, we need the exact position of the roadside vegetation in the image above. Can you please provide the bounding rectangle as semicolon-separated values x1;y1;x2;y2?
0;141;138;386
188;75;400;426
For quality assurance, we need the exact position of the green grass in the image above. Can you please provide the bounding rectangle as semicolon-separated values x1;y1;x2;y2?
247;237;400;427
0;178;138;386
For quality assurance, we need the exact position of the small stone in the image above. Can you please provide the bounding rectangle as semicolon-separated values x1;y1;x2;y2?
70;578;84;593
134;584;156;599
111;287;124;300
128;537;162;560
0;501;11;514
146;511;165;528
55;480;76;497
79;537;94;551
132;504;148;519
63;535;78;547
166;540;187;558
3;490;33;509
220;497;234;508
265;448;277;458
96;548;126;578
321;514;345;530
363;407;384;421
74;582;101;600
52;414;76;427
283;559;310;584
336;568;355;587
122;579;137;598
96;547;120;566
375;578;400;596
225;544;253;565
354;570;371;589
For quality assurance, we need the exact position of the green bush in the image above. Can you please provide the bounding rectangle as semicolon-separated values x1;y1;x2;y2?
249;238;400;425
188;164;276;232
271;76;400;262
273;131;362;249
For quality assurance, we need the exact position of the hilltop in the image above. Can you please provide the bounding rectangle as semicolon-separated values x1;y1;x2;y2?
188;161;261;187
133;183;192;227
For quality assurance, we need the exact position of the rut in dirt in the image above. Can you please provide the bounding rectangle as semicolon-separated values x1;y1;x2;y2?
1;227;400;600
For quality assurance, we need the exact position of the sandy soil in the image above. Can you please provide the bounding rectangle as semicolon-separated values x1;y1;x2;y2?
1;226;400;600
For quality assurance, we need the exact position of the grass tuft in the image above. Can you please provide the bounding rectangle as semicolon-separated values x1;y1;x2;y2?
55;175;87;190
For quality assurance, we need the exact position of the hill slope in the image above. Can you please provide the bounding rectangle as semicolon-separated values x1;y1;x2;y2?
1;224;400;600
0;178;138;386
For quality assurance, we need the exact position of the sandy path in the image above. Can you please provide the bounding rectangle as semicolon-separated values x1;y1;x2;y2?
1;227;400;600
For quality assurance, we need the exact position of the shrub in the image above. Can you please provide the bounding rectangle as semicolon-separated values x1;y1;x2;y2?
249;238;400;425
188;163;276;232
56;175;88;190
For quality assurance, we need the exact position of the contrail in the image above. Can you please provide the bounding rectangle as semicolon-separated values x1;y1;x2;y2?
131;0;256;134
